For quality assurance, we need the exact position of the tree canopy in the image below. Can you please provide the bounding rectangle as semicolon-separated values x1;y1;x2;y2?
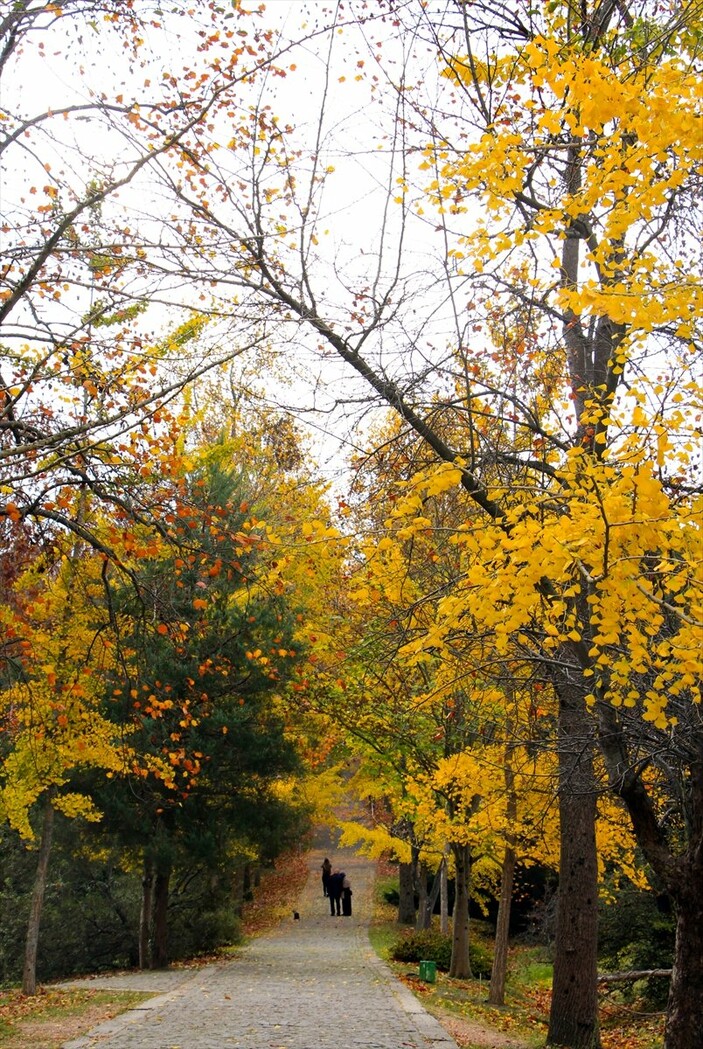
1;3;702;1046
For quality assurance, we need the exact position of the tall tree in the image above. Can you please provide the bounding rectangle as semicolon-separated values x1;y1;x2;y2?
141;3;702;1045
86;423;342;968
319;436;563;978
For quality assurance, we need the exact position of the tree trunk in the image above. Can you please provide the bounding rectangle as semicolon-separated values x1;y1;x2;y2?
150;868;170;969
488;842;517;1006
415;860;429;931
139;858;154;970
548;677;600;1049
449;841;472;978
22;795;55;995
424;858;443;931
489;728;518;1006
398;861;415;924
230;862;246;918
440;850;449;935
664;882;703;1049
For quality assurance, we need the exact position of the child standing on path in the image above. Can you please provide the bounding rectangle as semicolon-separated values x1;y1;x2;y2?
341;873;352;916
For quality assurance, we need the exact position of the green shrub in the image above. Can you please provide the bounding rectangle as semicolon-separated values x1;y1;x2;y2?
0;815;248;983
598;878;674;1007
168;900;241;960
375;875;400;907
469;939;493;979
390;929;492;978
392;929;453;970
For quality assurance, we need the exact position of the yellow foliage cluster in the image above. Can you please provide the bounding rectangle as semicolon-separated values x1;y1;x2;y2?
383;447;701;731
0;544;161;840
437;25;703;353
341;383;699;883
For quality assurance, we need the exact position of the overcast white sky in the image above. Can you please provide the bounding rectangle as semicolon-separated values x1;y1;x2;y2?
1;1;484;494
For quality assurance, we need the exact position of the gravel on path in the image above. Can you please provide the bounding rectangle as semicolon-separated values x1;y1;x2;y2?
59;840;459;1049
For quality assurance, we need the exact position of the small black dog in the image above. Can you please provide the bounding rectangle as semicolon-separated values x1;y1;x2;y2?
293;911;300;920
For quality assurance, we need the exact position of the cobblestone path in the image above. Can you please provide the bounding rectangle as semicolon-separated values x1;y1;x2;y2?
60;842;458;1049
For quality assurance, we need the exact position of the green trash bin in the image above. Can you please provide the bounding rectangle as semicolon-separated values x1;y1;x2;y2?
419;960;437;983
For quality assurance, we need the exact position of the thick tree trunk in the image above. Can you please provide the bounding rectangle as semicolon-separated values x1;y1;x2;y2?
415;860;429;931
664;882;703;1049
22;796;55;995
414;858;443;931
139;858;154;970
449;841;472;978
398;861;415;924
150;868;170;969
488;842;516;1006
548;679;600;1049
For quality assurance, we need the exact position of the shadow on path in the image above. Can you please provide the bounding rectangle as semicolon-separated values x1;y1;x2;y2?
60;834;458;1049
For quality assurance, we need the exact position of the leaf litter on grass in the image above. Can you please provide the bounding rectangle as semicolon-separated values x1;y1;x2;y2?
395;968;663;1049
0;988;150;1049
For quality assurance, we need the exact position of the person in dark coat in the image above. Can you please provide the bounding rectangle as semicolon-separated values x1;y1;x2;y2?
328;869;343;916
341;872;352;916
321;857;332;897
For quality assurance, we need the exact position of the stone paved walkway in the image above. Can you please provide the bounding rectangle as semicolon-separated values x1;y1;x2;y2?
60;841;459;1049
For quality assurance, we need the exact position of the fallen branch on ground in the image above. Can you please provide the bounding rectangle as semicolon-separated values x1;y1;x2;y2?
598;969;672;984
